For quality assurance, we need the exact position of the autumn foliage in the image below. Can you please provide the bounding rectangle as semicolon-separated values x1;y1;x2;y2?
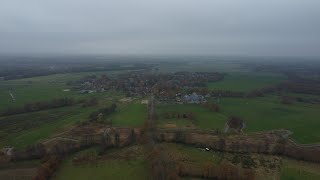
34;156;63;180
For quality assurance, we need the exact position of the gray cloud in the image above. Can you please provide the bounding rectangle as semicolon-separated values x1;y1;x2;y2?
0;0;320;56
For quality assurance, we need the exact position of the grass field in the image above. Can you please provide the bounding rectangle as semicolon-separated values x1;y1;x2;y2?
281;158;320;180
156;60;251;73
207;72;285;92
218;96;320;144
165;143;223;164
0;105;99;148
108;102;147;127
0;71;128;148
281;168;320;180
156;104;227;130
53;146;149;180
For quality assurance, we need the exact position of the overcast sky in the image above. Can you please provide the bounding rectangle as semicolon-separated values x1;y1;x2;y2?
0;0;320;57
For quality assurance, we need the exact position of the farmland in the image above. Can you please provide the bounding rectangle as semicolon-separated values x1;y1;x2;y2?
108;103;148;127
0;105;98;148
207;72;285;92
0;71;126;148
1;58;320;180
2;0;320;178
218;96;320;143
0;71;126;111
53;146;149;180
156;104;227;130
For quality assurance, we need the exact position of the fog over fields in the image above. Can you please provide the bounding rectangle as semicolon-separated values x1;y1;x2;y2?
1;1;320;180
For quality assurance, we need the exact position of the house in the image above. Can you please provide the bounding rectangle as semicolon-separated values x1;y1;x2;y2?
183;92;205;104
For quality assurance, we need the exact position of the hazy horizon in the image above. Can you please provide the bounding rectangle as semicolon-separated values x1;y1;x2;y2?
1;0;320;57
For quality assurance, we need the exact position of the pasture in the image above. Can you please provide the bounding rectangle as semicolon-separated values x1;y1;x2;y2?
165;143;223;164
156;59;251;73
108;103;147;127
218;96;320;144
207;72;285;92
53;146;149;180
281;168;320;180
0;105;98;148
156;104;227;130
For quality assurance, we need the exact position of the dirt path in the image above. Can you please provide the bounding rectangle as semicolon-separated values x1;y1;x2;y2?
42;137;79;144
146;95;156;146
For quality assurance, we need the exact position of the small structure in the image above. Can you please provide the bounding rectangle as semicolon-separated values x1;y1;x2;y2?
141;100;149;104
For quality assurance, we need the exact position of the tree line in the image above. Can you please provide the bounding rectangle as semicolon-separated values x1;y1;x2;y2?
1;98;76;116
88;103;117;122
1;97;102;116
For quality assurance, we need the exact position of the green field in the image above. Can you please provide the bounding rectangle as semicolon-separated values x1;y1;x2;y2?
156;95;320;144
55;158;148;180
54;146;149;180
156;60;251;73
281;168;320;180
0;71;129;148
218;96;320;144
207;72;285;92
109;102;147;127
0;105;99;148
156;104;227;130
0;87;123;149
165;143;223;164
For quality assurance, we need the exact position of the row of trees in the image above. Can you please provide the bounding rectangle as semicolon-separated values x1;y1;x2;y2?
1;62;150;80
80;97;99;107
227;116;245;131
1;97;102;116
34;156;63;180
162;112;196;120
2;98;76;116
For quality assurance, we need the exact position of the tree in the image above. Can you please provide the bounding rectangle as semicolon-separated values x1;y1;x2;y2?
115;131;120;146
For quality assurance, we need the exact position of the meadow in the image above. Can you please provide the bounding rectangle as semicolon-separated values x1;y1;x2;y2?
108;102;147;127
156;59;251;73
53;146;149;180
156;94;320;144
207;72;285;92
0;105;98;148
156;104;227;130
0;70;128;148
218;96;320;144
281;167;320;180
164;143;223;164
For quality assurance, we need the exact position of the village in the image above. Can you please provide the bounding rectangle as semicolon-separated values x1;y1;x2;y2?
75;71;224;104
